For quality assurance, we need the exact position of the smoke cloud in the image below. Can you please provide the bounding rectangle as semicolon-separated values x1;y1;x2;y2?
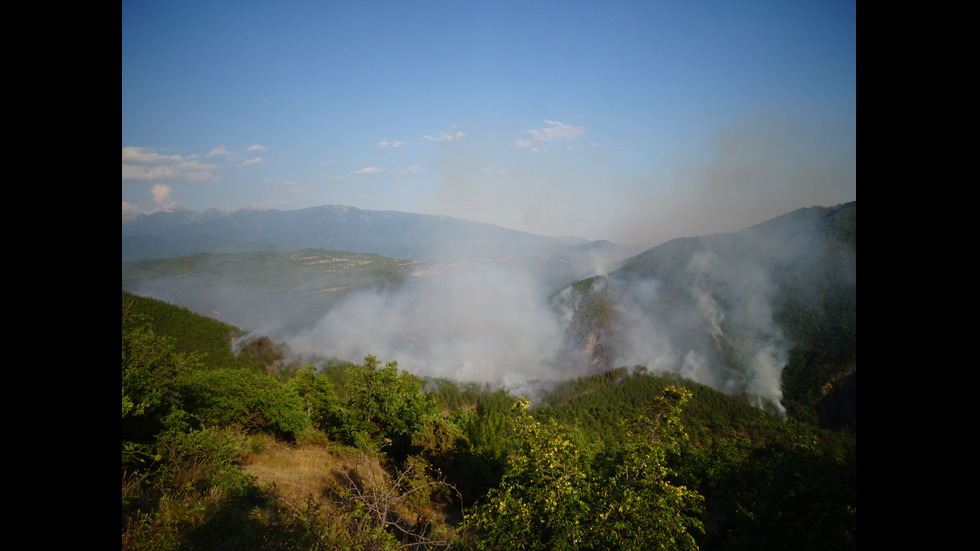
288;261;574;389
572;225;810;414
127;196;848;415
277;215;802;416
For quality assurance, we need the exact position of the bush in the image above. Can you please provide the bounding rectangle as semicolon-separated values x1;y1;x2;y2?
179;369;311;441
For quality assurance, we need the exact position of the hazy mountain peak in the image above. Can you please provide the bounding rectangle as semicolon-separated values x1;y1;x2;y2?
121;203;602;262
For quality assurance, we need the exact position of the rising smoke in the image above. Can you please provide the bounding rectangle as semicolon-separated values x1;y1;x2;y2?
128;202;847;415
281;212;817;415
287;260;575;398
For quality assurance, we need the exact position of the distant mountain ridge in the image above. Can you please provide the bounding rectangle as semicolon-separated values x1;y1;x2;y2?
122;204;617;262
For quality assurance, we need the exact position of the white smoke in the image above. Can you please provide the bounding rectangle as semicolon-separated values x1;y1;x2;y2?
128;205;840;415
596;243;792;415
281;229;797;412
288;261;572;388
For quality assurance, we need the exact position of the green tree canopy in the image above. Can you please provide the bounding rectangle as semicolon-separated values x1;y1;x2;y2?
467;387;704;550
338;355;440;459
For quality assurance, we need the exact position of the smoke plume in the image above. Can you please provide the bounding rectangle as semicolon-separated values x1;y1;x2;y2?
129;202;850;414
288;261;574;388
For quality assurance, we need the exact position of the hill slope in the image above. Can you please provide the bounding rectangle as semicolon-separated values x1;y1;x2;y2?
122;290;855;550
552;202;855;424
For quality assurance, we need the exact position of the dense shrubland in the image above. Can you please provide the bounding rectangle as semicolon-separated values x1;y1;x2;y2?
122;290;854;550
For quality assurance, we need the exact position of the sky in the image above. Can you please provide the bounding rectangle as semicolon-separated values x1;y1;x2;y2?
122;0;856;249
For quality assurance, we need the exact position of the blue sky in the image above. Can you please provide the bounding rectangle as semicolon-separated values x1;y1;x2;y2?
122;0;855;248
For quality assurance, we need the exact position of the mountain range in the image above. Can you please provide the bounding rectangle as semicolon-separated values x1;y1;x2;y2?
121;204;627;262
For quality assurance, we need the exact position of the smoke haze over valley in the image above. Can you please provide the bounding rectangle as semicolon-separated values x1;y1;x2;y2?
123;202;855;413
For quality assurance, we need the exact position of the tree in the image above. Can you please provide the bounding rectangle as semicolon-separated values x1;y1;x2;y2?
466;398;593;550
589;387;704;550
178;368;311;441
683;418;855;550
122;307;201;442
467;387;704;550
338;355;439;459
287;363;341;431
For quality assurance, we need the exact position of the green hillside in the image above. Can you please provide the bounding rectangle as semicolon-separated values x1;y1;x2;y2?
554;202;856;433
122;292;855;550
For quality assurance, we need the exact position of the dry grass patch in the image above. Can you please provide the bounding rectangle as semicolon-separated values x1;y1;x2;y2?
241;437;465;547
241;438;356;506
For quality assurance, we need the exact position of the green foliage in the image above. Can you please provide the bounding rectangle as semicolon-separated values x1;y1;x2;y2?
423;377;482;412
152;426;249;494
428;398;515;504
774;204;856;427
123;290;251;371
590;387;704;550
236;335;303;375
122;290;855;550
121;423;255;550
468;390;704;551
122;302;203;442
337;355;439;459
179;368;311;441
677;419;855;550
121;325;185;419
286;364;342;431
538;368;769;449
550;275;617;344
467;398;593;550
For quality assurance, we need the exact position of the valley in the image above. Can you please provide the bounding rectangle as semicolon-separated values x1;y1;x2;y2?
121;201;855;550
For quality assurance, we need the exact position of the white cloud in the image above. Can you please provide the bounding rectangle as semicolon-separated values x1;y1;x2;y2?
150;183;179;211
331;166;385;180
121;161;219;182
423;127;465;142
391;165;424;176
122;201;142;222
122;146;185;163
122;146;220;182
206;145;232;157
121;183;181;221
516;120;585;150
351;166;383;175
282;181;310;194
378;138;405;148
240;157;263;167
245;144;266;152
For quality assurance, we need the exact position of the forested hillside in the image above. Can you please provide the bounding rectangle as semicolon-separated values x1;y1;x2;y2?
553;202;856;431
122;290;855;550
